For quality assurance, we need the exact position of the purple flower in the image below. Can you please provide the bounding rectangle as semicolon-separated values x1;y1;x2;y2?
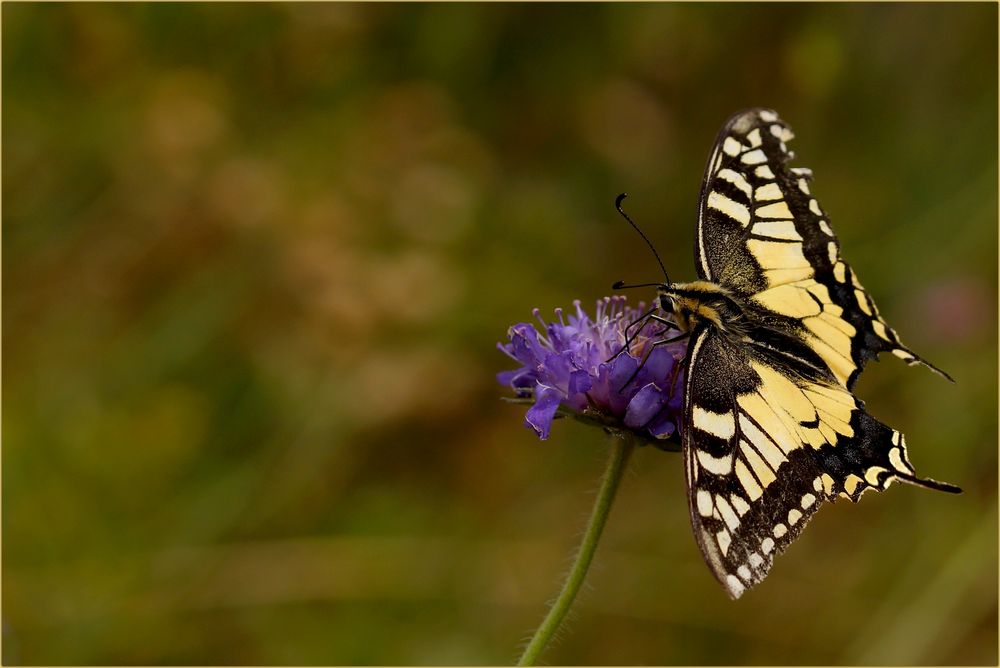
497;297;687;445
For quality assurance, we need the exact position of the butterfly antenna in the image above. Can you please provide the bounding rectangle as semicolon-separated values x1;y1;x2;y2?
615;193;670;284
612;280;664;290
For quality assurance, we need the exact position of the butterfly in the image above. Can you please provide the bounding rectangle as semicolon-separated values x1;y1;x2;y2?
629;108;960;599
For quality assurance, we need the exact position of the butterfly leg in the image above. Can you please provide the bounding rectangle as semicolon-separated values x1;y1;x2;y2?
606;306;668;363
617;329;690;393
635;356;687;446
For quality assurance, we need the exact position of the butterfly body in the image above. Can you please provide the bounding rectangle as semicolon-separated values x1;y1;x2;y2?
656;108;959;599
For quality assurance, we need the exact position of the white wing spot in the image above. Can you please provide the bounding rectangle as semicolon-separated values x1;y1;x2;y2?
755;165;775;180
759;110;779;122
693;405;737;440
717;168;752;198
723;136;743;156
748;552;764;569
716;495;741;531
788;508;803;525
843;474;864;496
833;261;847;283
747;128;762;148
813;476;823;492
872;320;892;341
827;241;838;264
741;149;768;165
819;219;834;236
821;474;835;495
855;289;872;315
801;493;817;509
756;201;793;219
731;494;751;516
798;178;811;195
726;574;746;597
761;537;775;554
754;182;783;201
773;523;788;538
737;565;752;581
717;529;732;556
707;190;751;226
696;489;714;517
809;199;822;215
697;449;733;475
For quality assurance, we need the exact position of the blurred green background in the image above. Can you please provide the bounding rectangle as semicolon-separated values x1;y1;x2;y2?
3;3;997;665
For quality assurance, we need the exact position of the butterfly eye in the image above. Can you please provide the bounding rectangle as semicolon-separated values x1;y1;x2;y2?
659;295;675;312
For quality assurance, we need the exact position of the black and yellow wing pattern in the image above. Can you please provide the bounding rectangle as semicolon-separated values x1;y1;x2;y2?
685;109;957;598
696;108;951;389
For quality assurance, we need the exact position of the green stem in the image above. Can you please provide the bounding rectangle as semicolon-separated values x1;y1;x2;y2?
517;433;636;666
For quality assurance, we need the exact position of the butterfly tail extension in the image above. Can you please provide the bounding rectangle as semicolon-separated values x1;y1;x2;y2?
894;471;963;494
890;345;955;383
875;429;962;495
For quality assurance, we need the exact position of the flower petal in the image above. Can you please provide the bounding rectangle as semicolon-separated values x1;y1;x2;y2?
636;346;674;386
540;352;573;391
497;367;536;389
647;413;678;440
525;383;564;440
508;323;546;366
624;383;666;429
567;369;592;396
668;368;686;412
606;354;640;414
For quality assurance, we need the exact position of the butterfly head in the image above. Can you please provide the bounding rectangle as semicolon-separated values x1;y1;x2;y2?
658;281;745;334
611;193;745;333
657;290;676;316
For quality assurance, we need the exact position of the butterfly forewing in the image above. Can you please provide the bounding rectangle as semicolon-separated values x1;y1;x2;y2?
696;108;949;389
683;325;925;599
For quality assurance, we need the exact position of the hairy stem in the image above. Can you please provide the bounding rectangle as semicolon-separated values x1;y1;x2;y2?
517;433;636;665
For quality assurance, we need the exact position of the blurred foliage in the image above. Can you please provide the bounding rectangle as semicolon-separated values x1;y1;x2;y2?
2;3;997;665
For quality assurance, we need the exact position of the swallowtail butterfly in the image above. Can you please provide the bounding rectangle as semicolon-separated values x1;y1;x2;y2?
645;108;959;598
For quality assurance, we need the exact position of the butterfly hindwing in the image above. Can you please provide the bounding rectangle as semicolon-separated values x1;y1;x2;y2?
696;108;949;388
683;324;934;599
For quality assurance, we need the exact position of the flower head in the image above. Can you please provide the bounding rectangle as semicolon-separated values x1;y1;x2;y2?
497;296;687;445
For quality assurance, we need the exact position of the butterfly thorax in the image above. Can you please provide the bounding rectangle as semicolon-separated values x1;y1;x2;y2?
658;280;748;334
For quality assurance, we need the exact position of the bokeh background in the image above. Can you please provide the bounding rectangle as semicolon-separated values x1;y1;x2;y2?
3;3;997;665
